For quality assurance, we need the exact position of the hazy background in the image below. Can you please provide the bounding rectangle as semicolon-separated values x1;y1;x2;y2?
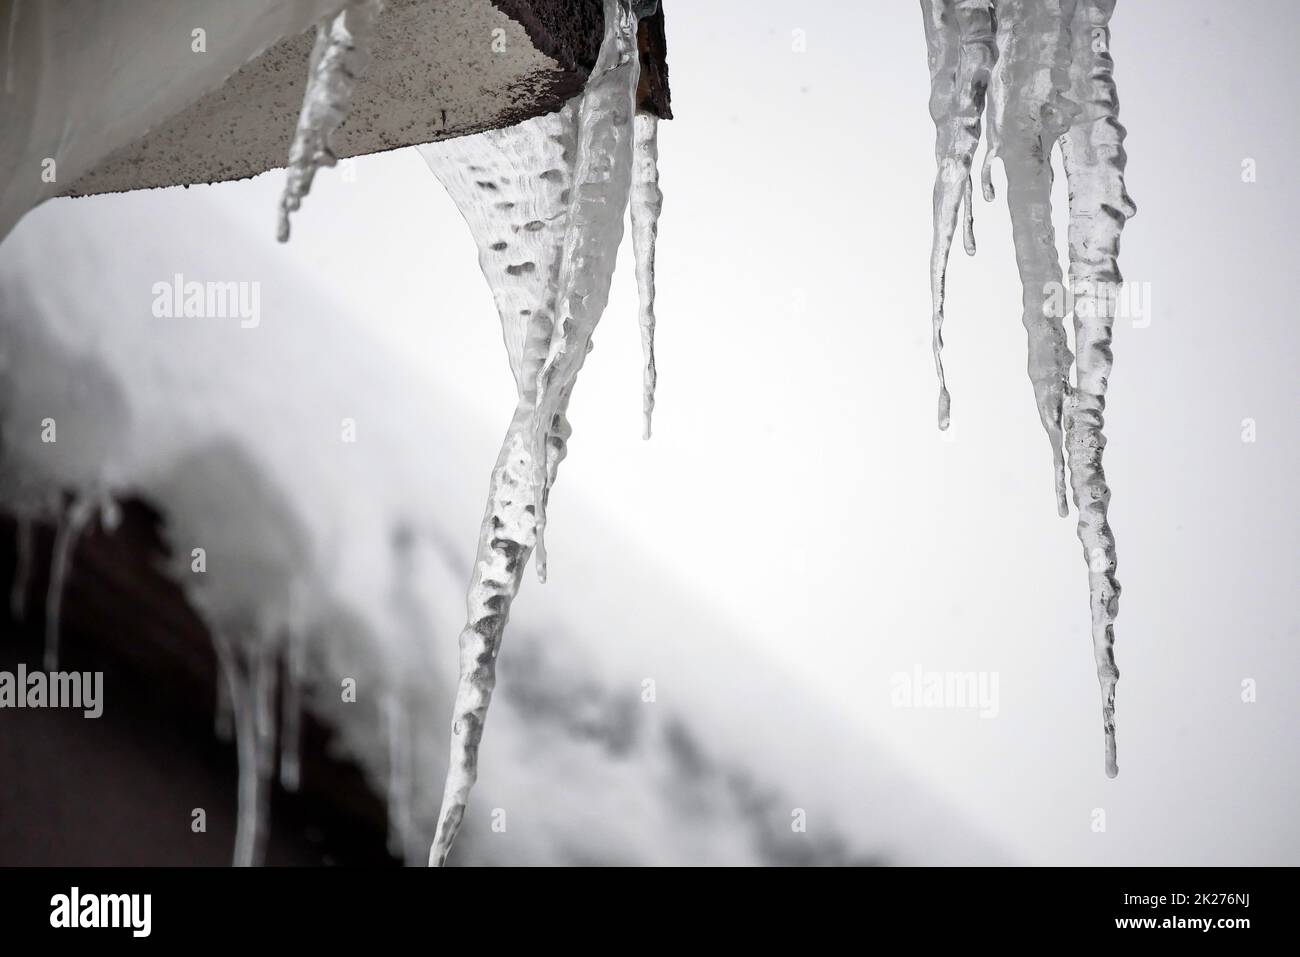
3;0;1297;865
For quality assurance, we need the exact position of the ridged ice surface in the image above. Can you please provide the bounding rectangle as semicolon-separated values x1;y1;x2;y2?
920;0;1134;776
417;0;647;866
992;0;1078;516
1059;0;1134;778
418;103;579;867
277;0;384;243
419;110;577;397
922;0;995;429
531;0;643;578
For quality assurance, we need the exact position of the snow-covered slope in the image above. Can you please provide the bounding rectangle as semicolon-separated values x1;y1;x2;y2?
0;185;1005;865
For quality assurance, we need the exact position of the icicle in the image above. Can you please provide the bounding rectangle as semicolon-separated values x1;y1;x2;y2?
252;640;277;783
213;631;275;867
276;0;383;242
9;517;32;621
921;0;996;431
383;691;414;863
631;111;663;440
920;0;1135;776
1059;0;1135;779
531;0;643;578
419;106;577;866
985;0;1078;514
279;624;305;792
43;494;95;671
418;0;648;867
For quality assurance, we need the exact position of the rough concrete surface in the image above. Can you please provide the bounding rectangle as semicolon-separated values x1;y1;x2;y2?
69;0;671;197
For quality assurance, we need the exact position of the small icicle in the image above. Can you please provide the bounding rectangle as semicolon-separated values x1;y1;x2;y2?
276;0;383;242
279;625;305;792
43;494;95;671
213;631;275;867
531;0;643;580
980;0;1006;205
986;0;1078;515
921;0;996;431
383;691;414;863
630;111;663;440
1060;0;1135;779
252;640;277;781
9;517;32;621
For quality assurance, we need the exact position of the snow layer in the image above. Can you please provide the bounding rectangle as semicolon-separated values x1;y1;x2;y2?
0;0;343;241
0;184;1001;866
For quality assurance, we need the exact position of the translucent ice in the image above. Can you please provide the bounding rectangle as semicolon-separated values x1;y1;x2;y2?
919;0;1134;776
418;0;649;866
1059;0;1135;778
277;0;383;242
922;0;996;429
631;112;663;440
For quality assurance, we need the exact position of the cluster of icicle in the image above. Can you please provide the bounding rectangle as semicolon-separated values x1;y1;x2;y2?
922;0;1135;777
4;489;118;673
274;0;662;865
202;587;310;867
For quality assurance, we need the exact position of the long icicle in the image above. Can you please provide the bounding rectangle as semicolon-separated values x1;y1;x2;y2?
531;0;644;580
1060;0;1135;778
43;494;95;670
213;631;276;867
987;0;1078;516
922;0;996;430
279;623;306;792
277;0;383;242
383;690;414;862
922;2;959;427
420;105;578;865
421;0;647;867
630;111;663;440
